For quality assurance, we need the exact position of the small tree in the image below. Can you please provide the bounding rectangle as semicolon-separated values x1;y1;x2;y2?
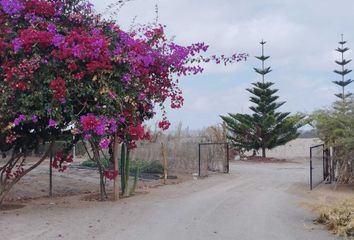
311;100;354;183
221;41;303;158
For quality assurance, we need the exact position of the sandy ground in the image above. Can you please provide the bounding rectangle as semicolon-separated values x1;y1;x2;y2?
1;159;352;240
4;158;187;201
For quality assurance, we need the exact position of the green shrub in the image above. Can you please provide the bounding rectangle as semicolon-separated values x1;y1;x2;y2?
80;159;163;174
81;157;111;168
131;160;163;174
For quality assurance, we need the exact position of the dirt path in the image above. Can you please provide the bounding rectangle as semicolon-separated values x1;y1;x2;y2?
0;160;341;240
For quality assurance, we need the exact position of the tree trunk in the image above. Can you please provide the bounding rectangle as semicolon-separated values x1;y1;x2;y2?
161;143;168;184
0;187;10;205
0;142;54;206
262;147;266;158
120;143;126;195
97;164;106;201
89;140;106;201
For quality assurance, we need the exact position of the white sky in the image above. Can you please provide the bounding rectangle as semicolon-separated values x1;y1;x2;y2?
91;0;354;130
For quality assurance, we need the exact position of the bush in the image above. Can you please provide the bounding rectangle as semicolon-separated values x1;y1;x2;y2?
313;200;354;238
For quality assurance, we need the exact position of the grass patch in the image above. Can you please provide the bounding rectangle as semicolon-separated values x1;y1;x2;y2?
310;199;354;238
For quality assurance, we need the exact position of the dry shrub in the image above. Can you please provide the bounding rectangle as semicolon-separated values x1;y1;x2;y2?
311;199;354;238
333;148;354;184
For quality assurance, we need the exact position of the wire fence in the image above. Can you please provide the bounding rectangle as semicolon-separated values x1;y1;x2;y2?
198;143;229;177
129;139;200;174
310;144;328;189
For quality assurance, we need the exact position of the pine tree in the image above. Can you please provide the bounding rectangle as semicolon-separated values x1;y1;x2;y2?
221;41;302;158
333;34;353;102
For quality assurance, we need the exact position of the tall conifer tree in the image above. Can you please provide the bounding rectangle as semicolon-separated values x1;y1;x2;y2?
221;41;302;158
333;34;353;102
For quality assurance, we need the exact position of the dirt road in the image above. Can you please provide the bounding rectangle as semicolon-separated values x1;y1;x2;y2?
0;160;340;240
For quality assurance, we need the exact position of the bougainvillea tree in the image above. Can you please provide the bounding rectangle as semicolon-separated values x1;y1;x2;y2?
0;0;247;203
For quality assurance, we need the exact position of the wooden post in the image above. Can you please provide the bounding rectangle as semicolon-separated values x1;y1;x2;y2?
330;146;334;183
161;143;167;184
226;143;229;173
72;136;76;161
198;144;201;177
113;135;120;201
49;149;53;198
120;143;126;195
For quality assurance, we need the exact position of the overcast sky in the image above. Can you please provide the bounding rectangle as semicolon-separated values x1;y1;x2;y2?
92;0;354;130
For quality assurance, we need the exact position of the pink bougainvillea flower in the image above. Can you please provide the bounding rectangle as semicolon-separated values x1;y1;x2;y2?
0;0;25;15
99;138;110;149
128;124;146;140
50;77;66;102
119;117;125;123
103;170;118;180
80;114;99;131
137;93;146;101
5;135;17;144
11;38;22;53
31;115;38;123
158;120;171;130
84;134;92;140
48;118;57;127
13;114;26;126
52;152;73;172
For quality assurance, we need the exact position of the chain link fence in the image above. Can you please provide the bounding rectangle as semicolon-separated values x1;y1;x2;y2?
310;144;330;189
198;143;229;177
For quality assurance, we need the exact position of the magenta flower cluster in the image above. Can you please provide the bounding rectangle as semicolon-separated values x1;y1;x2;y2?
0;0;24;15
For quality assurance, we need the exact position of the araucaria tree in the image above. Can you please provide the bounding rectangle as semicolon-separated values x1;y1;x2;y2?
333;34;353;103
221;41;302;158
310;35;354;183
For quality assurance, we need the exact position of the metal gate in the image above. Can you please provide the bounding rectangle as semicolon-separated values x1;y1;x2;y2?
198;142;230;177
310;144;330;190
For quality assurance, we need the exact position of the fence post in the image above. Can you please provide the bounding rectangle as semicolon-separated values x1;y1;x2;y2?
330;146;334;183
226;143;229;173
72;136;76;161
161;143;168;184
310;147;313;190
322;145;326;181
49;148;53;197
198;143;201;177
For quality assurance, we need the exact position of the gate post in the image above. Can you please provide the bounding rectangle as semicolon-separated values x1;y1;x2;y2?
310;147;313;190
198;143;201;177
322;148;325;181
226;143;229;173
330;147;334;183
